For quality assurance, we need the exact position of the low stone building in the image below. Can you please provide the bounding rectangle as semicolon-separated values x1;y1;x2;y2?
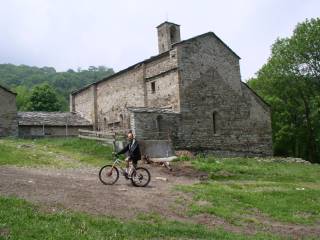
0;85;18;137
70;22;273;156
18;112;92;138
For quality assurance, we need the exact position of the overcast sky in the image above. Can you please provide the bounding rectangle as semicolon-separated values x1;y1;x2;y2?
0;0;319;80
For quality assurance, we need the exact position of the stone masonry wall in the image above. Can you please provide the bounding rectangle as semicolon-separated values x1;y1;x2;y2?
72;52;181;132
130;111;181;142
73;86;95;123
145;50;180;111
176;35;272;156
96;66;145;131
0;88;18;137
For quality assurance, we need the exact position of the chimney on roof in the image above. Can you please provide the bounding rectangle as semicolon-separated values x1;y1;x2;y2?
156;22;181;54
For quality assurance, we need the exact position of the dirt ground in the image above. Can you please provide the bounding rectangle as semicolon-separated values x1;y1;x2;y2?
0;163;319;239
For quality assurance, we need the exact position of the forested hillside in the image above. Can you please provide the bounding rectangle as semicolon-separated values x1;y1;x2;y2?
0;64;114;111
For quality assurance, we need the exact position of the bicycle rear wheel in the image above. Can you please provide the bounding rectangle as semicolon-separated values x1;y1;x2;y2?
99;165;119;185
131;167;151;187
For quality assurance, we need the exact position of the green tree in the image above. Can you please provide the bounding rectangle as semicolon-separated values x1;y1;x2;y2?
14;86;31;111
248;18;320;162
0;64;114;111
29;83;62;111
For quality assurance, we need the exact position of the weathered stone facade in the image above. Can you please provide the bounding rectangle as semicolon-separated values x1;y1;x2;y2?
175;33;272;155
71;22;273;156
0;85;18;137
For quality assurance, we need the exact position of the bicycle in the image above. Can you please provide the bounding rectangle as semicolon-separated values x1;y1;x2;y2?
99;156;151;187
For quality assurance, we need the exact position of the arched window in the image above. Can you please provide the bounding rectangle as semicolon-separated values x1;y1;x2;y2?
212;112;217;134
170;26;177;43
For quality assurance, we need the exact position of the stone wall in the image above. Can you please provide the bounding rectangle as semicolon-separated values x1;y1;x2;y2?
177;33;242;94
145;50;180;111
19;125;92;138
145;51;178;79
175;35;272;156
96;66;145;131
0;88;18;137
157;22;181;54
72;51;181;132
130;110;181;142
72;86;95;123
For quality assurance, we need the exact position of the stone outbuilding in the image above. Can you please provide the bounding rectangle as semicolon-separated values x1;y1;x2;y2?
0;85;18;137
70;22;273;156
18;112;92;138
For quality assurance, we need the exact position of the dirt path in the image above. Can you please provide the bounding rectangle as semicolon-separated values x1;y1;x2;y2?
0;163;198;218
0;163;319;239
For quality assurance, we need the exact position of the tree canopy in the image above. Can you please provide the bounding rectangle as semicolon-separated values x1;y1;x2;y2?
0;64;114;111
29;83;62;111
248;18;320;162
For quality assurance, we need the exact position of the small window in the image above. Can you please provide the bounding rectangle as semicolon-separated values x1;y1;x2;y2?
103;118;107;130
212;112;217;134
151;82;156;93
156;115;163;131
170;26;177;43
156;115;163;138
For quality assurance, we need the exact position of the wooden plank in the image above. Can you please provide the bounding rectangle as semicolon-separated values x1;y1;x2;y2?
78;129;115;136
78;135;114;143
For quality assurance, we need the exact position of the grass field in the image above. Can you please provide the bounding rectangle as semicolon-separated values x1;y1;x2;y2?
176;157;320;225
0;138;319;239
0;197;279;240
0;138;113;168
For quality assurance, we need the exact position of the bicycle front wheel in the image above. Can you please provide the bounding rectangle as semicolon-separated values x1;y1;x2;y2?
99;165;119;185
131;167;151;187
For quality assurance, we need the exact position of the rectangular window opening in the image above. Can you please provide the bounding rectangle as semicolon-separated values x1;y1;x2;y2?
213;112;216;134
151;81;156;93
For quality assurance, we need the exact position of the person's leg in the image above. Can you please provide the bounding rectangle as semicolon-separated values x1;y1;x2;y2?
128;159;136;177
129;160;138;178
125;157;130;173
132;160;138;169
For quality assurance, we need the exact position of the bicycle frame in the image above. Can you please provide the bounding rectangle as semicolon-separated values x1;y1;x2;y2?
110;158;135;176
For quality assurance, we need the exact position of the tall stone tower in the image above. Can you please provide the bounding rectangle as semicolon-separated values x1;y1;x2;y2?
157;22;181;54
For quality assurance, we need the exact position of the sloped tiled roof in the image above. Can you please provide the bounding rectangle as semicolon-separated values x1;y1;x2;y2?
18;112;92;126
0;85;17;95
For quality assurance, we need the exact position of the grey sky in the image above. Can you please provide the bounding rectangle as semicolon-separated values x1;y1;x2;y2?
0;0;319;80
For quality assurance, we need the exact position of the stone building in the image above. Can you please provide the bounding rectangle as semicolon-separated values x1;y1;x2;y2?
0;86;92;138
18;112;92;138
70;22;272;156
0;85;18;137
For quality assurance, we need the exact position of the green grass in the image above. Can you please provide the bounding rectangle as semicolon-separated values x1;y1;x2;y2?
0;138;113;168
192;157;320;183
1;138;319;238
176;157;320;225
0;196;280;240
32;137;114;166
